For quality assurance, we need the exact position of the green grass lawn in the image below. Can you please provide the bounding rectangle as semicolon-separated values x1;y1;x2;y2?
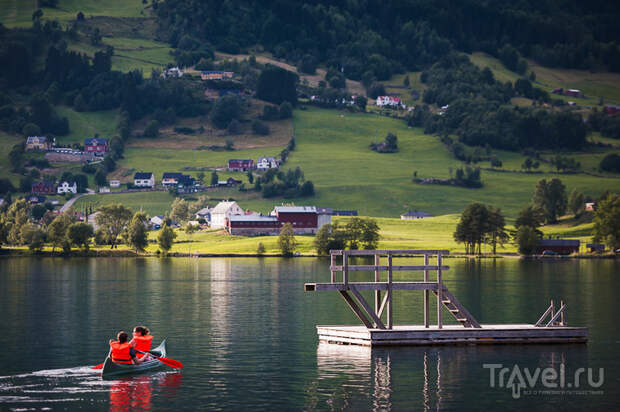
469;52;620;106
72;191;175;216
0;131;23;186
283;108;620;218
0;0;149;27
55;106;119;145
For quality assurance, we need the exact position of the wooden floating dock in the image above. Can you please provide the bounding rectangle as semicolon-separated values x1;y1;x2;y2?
305;250;588;347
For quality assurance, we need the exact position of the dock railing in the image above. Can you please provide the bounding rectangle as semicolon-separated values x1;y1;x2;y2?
305;249;481;330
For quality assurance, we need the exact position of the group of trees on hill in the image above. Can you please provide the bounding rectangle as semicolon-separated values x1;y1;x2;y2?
156;0;620;81
406;54;587;152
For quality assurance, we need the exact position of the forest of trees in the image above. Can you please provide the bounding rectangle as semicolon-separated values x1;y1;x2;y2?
406;54;587;151
156;0;620;80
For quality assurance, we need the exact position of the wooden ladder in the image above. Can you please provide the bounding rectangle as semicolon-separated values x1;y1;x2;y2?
432;287;481;328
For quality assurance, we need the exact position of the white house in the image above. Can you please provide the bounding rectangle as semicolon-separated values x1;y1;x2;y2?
110;180;121;188
57;181;77;194
210;201;244;229
150;216;165;227
376;96;404;108
195;207;212;223
256;156;279;170
161;67;183;78
134;172;155;188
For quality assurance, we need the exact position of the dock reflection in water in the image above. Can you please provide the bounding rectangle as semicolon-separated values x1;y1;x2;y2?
314;343;588;411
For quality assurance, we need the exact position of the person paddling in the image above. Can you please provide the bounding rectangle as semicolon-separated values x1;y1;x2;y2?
109;331;146;365
130;326;154;361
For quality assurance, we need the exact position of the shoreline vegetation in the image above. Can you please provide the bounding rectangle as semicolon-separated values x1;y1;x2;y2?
1;247;616;259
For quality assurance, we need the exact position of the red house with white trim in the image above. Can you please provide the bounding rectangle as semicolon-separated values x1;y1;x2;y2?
31;181;56;195
228;159;254;171
84;138;108;156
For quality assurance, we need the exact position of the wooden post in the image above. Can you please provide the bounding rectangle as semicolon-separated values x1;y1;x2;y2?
560;300;565;326
437;253;443;329
343;250;349;285
330;253;336;283
424;254;429;328
374;253;381;317
387;252;393;329
550;299;555;326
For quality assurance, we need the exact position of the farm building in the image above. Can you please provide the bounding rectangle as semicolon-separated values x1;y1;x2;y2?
200;71;234;80
134;172;155;188
84;138;108;155
227;215;281;236
109;180;121;188
57;181;77;194
31;181;56;195
401;210;433;220
26;136;52;151
271;206;320;234
162;173;183;187
534;239;580;255
257;156;279;170
564;89;582;98
228;159;254;171
376;96;404;108
604;105;620;115
586;243;605;253
211;201;245;229
218;177;242;187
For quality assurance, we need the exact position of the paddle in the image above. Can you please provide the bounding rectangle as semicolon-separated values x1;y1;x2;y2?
92;351;183;370
136;350;183;369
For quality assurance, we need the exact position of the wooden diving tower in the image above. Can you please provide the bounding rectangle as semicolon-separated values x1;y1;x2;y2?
304;250;588;346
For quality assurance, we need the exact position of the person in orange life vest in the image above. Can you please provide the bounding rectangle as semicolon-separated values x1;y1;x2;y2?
130;326;154;361
109;331;146;365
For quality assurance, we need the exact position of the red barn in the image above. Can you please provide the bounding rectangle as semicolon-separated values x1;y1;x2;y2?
31;181;56;195
604;105;620;115
84;138;108;155
534;239;580;255
272;206;319;234
228;159;254;171
227;215;280;235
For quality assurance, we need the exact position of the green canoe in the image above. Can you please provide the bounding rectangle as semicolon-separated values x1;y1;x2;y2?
101;339;167;378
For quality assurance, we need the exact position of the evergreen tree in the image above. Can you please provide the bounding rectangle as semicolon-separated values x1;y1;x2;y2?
278;223;297;256
128;211;149;252
158;223;177;254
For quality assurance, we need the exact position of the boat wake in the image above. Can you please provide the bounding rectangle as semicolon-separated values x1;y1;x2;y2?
0;366;178;409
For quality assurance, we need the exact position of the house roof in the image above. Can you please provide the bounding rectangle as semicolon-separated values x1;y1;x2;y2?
134;172;153;180
274;206;317;214
229;215;278;222
212;201;239;214
26;136;47;143
316;207;333;214
401;210;433;218
59;181;76;186
162;172;183;179
228;159;253;163
84;137;108;146
196;207;211;216
177;175;195;185
33;181;55;188
332;210;358;216
258;156;276;162
539;239;580;247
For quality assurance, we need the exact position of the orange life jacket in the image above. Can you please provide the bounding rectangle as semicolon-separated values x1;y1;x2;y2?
110;341;133;364
133;334;153;358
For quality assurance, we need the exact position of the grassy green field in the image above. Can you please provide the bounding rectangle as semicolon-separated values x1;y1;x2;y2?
72;107;620;220
0;0;149;27
72;191;175;217
469;52;620;106
0;131;23;186
55;214;591;255
54;106;119;145
283;108;620;218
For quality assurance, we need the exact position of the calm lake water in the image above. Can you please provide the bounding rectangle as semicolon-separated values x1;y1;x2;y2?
0;257;617;411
